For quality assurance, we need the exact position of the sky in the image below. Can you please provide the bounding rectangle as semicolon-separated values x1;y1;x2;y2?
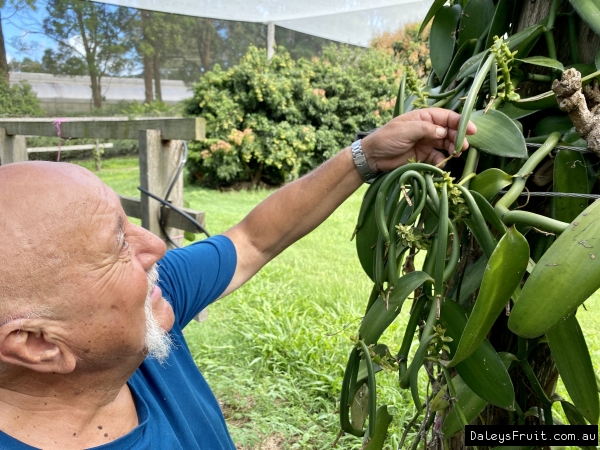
3;3;56;62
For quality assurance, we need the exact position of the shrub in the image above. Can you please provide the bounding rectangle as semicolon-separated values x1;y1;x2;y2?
185;45;400;187
122;100;183;118
0;74;44;117
371;22;431;78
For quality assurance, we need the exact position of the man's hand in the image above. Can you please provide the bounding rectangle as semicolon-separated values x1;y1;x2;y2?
361;108;477;172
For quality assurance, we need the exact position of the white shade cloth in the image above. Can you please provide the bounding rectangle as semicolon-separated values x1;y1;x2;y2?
92;0;434;47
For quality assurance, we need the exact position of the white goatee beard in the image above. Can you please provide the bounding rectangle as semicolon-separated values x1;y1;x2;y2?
144;264;173;364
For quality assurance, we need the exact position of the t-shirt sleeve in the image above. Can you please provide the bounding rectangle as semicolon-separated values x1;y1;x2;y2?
157;234;237;328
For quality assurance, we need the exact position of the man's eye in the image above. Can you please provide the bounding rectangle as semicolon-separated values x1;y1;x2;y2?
121;240;130;253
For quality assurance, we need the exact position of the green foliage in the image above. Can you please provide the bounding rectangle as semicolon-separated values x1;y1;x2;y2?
0;74;43;117
8;57;44;73
185;45;400;187
121;100;183;118
40;48;88;76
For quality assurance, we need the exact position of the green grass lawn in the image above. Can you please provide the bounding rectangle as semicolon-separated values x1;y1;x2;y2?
80;157;600;450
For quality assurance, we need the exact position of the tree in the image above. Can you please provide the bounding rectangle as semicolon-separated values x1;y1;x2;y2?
0;0;35;81
341;0;600;447
194;17;218;73
275;27;334;62
133;9;191;101
129;13;337;87
42;0;135;108
40;48;87;75
8;55;43;72
140;9;153;103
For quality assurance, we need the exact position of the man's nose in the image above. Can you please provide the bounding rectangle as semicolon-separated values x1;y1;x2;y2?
134;225;167;268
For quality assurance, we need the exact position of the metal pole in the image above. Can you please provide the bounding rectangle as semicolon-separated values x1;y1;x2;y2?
267;21;275;60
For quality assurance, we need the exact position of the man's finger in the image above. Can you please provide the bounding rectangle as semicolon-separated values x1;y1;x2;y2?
415;108;477;135
414;121;449;143
444;129;470;152
423;149;446;167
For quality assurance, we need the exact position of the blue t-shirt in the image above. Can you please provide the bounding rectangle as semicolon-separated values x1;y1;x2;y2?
0;235;238;449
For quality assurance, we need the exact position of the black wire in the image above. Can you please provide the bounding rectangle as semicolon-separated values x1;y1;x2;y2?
526;142;592;153
498;190;600;199
138;186;211;238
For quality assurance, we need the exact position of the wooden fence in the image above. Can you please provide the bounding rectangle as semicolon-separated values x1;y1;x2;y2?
0;117;206;247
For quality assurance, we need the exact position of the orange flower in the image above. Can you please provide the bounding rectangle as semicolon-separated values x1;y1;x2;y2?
210;140;232;153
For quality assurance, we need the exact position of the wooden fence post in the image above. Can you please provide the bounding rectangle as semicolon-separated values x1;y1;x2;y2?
0;128;6;165
138;129;184;248
0;128;27;164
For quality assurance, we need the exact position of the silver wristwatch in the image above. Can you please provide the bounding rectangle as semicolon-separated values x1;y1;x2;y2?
351;140;377;183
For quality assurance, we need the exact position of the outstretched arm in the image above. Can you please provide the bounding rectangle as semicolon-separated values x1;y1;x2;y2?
220;108;476;297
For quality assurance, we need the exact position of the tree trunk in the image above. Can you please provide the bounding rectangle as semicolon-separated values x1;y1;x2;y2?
267;21;275;60
202;23;211;70
0;11;9;82
75;7;102;109
153;50;161;102
90;73;102;109
142;10;154;103
196;18;212;71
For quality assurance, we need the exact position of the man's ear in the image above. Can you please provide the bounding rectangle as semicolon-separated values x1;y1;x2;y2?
0;320;77;374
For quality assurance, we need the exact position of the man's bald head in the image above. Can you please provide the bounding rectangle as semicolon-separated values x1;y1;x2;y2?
0;162;119;323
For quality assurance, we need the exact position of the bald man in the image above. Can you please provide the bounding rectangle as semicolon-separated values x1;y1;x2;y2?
0;109;474;449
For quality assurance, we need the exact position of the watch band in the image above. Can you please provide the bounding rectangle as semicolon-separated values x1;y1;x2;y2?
351;140;377;183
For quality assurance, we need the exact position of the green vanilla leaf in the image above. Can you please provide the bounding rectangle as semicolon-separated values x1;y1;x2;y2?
459;256;487;303
430;5;462;79
442;353;514;438
569;0;600;36
496;101;538;119
457;24;544;81
553;149;589;226
548;314;599;424
457;51;486;80
441;38;478;90
485;0;519;48
468;110;528;158
516;56;564;71
470;190;507;233
457;0;495;49
450;227;529;366
534;115;573;137
359;271;432;345
439;300;515;409
561;400;588;426
419;0;447;36
506;22;545;57
509;200;600;338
